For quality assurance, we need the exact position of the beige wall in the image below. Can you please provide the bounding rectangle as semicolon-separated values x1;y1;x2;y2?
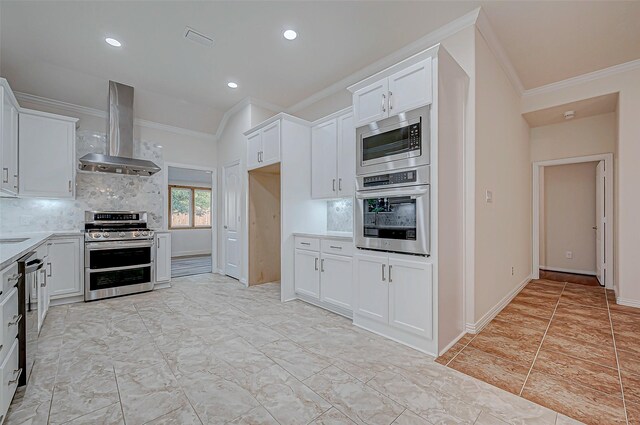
531;113;616;162
474;29;531;323
522;66;640;303
543;162;597;274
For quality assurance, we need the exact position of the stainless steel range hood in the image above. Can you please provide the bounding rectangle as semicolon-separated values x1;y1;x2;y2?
79;81;161;176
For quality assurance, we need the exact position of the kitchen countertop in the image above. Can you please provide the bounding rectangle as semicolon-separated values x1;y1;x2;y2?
293;232;353;241
0;231;83;270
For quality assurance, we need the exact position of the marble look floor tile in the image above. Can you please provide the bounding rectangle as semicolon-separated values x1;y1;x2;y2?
621;370;640;405
231;322;286;348
142;404;203;425
5;398;52;425
560;286;607;309
111;342;167;376
448;346;529;395
554;301;611;324
304;366;404;425
521;371;626;425
625;400;640;425
555;414;586;425
435;334;475;365
467;321;544;366
391;409;431;425
545;318;614;348
473;411;510;425
366;369;482;423
524;280;565;295
616;349;640;376
310;407;358;424
116;362;190;425
240;364;331;425
61;402;124;425
501;299;555;320
259;339;331;380
494;305;550;332
512;291;560;307
540;333;617;369
227;406;280;425
209;337;275;376
531;350;621;395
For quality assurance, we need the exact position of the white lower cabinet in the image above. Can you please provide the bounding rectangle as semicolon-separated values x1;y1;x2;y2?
294;236;353;315
155;232;171;283
354;252;433;339
0;338;19;421
47;237;83;299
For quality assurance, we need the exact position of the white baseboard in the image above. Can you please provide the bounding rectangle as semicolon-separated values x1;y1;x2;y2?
539;266;596;276
172;251;212;258
215;268;225;275
154;282;172;290
465;274;531;334
439;330;467;357
616;297;640;309
240;277;248;286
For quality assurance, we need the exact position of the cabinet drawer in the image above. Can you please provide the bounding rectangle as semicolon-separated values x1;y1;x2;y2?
1;339;19;417
321;239;353;256
0;262;20;300
0;287;19;361
295;237;320;252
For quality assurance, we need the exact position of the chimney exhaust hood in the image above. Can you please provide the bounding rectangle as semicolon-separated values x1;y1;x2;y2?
79;81;161;176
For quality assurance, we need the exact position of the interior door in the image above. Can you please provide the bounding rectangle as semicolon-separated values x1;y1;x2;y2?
311;119;338;199
224;162;242;279
596;161;605;285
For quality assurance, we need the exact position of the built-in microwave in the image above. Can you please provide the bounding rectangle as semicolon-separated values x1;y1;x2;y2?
356;105;430;175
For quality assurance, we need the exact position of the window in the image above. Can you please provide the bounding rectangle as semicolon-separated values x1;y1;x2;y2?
169;185;212;229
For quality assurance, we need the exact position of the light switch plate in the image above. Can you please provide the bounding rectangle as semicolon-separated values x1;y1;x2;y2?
485;190;493;203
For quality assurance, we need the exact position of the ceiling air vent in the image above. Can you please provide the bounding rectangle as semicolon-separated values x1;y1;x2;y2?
184;27;214;47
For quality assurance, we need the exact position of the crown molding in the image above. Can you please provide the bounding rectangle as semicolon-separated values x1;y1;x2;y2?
475;9;525;95
214;96;283;140
523;58;640;98
14;91;216;141
286;7;481;114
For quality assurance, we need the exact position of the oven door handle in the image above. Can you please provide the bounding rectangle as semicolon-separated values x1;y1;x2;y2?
87;262;154;273
356;186;429;200
85;240;154;250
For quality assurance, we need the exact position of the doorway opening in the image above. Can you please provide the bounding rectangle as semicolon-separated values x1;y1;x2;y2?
248;163;281;286
533;154;613;289
165;165;216;278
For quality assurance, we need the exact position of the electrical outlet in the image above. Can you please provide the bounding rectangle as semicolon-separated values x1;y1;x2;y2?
511;266;514;276
566;251;573;259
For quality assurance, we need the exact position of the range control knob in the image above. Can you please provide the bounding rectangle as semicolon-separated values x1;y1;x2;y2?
93;233;102;239
102;232;110;238
141;231;149;237
133;231;140;237
118;232;126;238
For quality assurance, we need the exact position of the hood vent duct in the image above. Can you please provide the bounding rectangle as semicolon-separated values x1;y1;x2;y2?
79;81;161;176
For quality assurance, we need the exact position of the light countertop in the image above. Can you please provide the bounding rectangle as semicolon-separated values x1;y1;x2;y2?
0;231;83;270
293;231;353;241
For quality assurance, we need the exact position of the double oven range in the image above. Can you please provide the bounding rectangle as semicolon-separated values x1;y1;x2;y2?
355;105;431;256
84;211;155;301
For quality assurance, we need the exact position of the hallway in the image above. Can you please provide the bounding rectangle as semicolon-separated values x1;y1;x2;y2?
437;279;640;425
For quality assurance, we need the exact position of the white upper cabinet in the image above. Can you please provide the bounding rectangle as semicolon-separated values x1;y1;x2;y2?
336;112;355;197
246;120;280;171
0;82;19;197
352;59;433;127
311;111;355;199
387;59;432;115
311;118;338;198
19;110;77;199
353;79;388;128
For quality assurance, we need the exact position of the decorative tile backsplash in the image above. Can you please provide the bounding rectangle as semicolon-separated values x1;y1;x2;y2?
0;130;165;233
327;198;353;232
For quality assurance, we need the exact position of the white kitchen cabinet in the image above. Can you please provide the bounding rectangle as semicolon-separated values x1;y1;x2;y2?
0;80;19;197
388;256;433;338
19;109;77;199
155;232;171;283
311;111;355;199
0;287;19;363
246;120;281;171
311;119;338;199
37;257;49;333
294;248;320;299
352;59;432;127
354;252;389;323
47;237;83;299
320;253;352;311
353;79;388;128
0;339;19;420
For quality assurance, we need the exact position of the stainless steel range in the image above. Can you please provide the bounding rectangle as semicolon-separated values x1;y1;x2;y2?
84;211;155;301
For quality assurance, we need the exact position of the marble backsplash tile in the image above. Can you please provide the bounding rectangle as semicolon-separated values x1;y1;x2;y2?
327;198;353;233
0;130;165;233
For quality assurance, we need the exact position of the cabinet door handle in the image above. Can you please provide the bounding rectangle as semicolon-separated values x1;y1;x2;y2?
7;314;22;327
332;179;336;192
329;245;342;250
388;91;393;111
381;264;386;281
381;93;386;113
321;259;325;272
338;178;342;191
2;168;8;184
7;273;22;283
47;262;52;277
389;265;393;283
68;180;72;192
8;368;22;385
314;258;318;271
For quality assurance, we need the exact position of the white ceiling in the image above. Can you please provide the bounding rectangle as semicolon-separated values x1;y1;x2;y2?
523;93;618;128
1;1;639;135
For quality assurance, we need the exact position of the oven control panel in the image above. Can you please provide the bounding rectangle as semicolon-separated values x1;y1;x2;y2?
408;123;420;150
362;170;417;188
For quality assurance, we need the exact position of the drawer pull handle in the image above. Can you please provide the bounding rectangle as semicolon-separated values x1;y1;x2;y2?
8;314;22;327
321;259;325;272
314;258;319;271
329;245;342;249
300;242;311;246
7;273;22;283
8;368;22;385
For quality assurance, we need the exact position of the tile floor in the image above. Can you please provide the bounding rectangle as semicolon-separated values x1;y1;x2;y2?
7;273;566;425
437;278;640;425
539;270;600;287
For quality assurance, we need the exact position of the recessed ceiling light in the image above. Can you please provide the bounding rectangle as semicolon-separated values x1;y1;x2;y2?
227;82;238;89
283;29;297;40
105;37;122;47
